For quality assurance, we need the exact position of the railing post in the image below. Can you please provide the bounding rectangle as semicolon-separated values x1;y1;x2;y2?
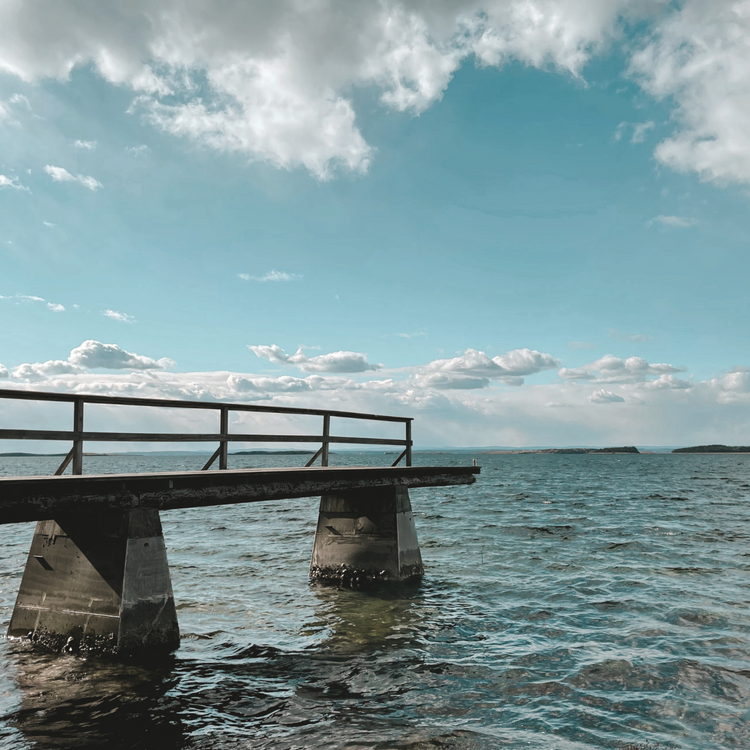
219;406;229;470
322;414;330;467
72;398;84;475
406;419;412;467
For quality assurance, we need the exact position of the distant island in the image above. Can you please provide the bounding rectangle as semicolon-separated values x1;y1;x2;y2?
672;445;750;453
232;450;315;456
484;447;640;455
0;452;117;457
0;452;67;457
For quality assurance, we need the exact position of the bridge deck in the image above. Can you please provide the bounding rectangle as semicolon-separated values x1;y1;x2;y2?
0;465;479;524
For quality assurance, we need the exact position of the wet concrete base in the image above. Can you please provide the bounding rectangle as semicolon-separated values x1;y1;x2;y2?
310;486;424;587
8;508;179;655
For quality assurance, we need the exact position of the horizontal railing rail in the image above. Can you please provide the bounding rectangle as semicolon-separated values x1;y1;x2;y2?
0;389;413;475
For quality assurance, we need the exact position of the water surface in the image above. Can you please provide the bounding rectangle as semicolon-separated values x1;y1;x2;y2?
0;452;748;749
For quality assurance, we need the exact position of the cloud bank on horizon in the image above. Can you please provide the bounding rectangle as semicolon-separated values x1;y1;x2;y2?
1;0;749;184
2;339;749;448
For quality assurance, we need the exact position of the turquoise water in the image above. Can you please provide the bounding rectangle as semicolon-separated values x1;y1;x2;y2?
0;452;749;749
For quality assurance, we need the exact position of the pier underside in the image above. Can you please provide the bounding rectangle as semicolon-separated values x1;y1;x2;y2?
1;466;477;654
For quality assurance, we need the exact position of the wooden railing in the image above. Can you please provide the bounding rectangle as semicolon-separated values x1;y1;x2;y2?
0;389;413;475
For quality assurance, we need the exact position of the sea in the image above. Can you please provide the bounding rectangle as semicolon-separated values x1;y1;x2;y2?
0;451;748;749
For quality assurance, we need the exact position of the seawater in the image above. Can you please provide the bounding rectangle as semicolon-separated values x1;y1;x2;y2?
0;452;748;749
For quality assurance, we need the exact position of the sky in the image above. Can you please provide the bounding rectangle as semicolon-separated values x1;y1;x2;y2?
1;0;750;449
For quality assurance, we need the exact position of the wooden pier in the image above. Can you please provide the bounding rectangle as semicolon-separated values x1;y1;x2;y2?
0;389;479;655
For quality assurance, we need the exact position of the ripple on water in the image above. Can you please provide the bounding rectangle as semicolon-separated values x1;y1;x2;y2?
0;452;749;748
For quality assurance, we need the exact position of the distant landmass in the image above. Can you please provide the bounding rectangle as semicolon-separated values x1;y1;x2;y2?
232;450;314;456
0;452;116;457
672;445;750;453
0;452;68;457
484;446;640;455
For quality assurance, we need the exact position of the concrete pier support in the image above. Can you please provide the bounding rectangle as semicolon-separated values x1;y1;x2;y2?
8;508;179;654
310;486;423;586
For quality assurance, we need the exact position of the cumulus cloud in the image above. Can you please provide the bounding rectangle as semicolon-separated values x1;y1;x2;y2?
238;271;301;282
415;347;560;389
74;139;97;149
590;389;625;403
9;340;174;381
227;373;357;394
0;364;8;379
44;165;102;190
559;354;685;384
647;215;698;228
249;344;380;373
2;0;721;181
631;0;750;185
103;309;135;323
4;340;750;448
709;367;750;404
12;360;80;380
642;373;692;390
68;340;173;370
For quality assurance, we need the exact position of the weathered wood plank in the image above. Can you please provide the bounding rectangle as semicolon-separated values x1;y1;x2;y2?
0;466;479;524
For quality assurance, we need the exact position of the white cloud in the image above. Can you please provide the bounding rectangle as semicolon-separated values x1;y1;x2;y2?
74;139;97;149
631;120;655;143
614;120;655;143
44;165;102;190
557;366;594;381
0;364;8;379
394;332;427;339
249;344;380;373
0;293;64;311
103;309;135;323
0;93;30;122
590;389;625;403
415;347;560;389
560;354;685;384
4;341;750;448
12;360;80;381
9;341;173;381
126;144;150;156
631;0;750;185
0;0;693;181
641;373;692;390
0;174;29;192
43;221;56;228
227;373;357;394
67;340;174;370
238;271;301;282
647;215;698;228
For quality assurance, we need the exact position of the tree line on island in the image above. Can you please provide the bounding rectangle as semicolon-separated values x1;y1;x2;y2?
671;445;750;453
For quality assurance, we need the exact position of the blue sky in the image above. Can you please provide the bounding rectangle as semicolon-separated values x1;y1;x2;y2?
1;1;749;447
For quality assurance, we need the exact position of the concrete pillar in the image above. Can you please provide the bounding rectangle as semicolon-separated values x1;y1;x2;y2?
310;485;423;586
8;508;179;655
